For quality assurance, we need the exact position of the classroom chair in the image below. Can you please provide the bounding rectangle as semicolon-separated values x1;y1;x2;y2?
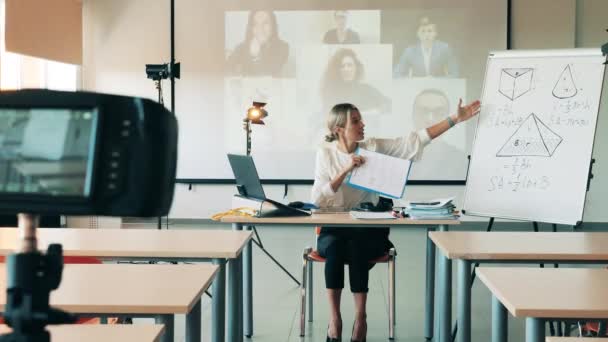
575;268;608;336
299;227;397;340
578;319;608;336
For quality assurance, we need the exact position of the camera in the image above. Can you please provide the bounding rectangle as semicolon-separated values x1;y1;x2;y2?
0;89;178;342
145;62;181;81
0;89;178;217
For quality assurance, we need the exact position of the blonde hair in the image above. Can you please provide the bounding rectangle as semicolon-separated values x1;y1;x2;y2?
324;103;358;142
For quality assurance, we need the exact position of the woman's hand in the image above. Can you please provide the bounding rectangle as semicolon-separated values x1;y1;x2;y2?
345;155;365;173
330;155;366;193
427;99;481;139
455;99;481;123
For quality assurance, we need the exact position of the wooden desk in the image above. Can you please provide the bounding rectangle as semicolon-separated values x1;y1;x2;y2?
38;177;84;194
220;213;458;226
0;227;250;259
0;324;165;342
0;228;252;342
9;160;87;194
220;213;460;340
0;264;215;342
429;232;608;342
477;267;608;342
12;160;87;177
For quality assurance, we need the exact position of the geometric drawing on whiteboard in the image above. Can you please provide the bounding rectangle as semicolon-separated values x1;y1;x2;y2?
499;68;534;101
552;65;577;99
496;113;563;157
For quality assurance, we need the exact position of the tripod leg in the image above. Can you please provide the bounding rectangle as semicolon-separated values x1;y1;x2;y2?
251;237;301;286
252;226;264;248
250;225;301;286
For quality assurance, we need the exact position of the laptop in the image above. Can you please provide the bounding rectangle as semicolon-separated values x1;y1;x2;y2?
227;154;311;217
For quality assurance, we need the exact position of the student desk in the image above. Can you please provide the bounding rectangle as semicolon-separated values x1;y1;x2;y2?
0;228;252;342
477;267;608;342
429;232;608;342
220;213;460;340
0;264;215;342
0;324;166;342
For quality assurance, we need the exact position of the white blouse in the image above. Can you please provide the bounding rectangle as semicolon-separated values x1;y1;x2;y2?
310;129;431;209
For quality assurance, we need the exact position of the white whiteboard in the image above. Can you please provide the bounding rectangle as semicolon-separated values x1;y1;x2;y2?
463;49;606;225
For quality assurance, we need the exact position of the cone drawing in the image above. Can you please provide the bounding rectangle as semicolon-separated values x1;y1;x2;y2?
552;65;577;99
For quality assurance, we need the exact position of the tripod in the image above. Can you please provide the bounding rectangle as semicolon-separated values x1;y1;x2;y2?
0;214;76;342
153;79;167;230
242;119;300;285
146;61;180;230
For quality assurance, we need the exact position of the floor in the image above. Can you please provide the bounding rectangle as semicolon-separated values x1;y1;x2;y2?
129;222;571;342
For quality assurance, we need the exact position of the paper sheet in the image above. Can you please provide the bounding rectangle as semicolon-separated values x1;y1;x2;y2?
350;211;396;220
346;148;412;199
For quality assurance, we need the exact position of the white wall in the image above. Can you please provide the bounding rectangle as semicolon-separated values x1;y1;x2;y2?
83;0;608;222
573;0;608;222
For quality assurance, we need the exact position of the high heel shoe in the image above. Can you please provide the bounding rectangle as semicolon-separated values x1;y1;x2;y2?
326;332;341;342
350;319;367;342
326;318;342;342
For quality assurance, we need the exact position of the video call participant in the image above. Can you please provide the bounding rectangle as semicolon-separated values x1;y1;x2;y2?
226;10;290;77
320;48;390;115
323;11;361;44
393;17;458;78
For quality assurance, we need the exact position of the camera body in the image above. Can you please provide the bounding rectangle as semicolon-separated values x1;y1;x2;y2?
0;89;178;217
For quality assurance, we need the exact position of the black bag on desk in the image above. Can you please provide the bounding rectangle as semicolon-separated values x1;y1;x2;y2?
355;197;394;212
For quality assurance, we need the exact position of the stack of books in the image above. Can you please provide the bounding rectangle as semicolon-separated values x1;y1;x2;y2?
405;197;458;220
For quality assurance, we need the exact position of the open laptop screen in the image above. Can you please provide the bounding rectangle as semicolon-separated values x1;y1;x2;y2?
227;154;266;200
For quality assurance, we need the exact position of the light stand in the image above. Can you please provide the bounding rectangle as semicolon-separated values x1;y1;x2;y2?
145;62;180;229
243;102;268;156
242;103;301;287
0;214;75;342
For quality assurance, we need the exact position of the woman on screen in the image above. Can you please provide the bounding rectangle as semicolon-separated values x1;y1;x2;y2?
320;48;391;115
311;100;479;342
226;10;289;77
393;17;458;78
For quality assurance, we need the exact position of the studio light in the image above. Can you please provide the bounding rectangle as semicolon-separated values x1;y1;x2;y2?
246;101;268;124
243;101;269;155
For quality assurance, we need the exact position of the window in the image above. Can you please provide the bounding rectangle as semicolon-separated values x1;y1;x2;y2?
0;0;79;91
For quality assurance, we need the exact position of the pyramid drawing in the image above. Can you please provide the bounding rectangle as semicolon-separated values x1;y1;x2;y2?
552;65;577;99
496;113;563;157
499;68;534;101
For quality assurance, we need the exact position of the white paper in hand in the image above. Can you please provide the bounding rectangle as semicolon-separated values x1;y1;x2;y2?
346;148;412;199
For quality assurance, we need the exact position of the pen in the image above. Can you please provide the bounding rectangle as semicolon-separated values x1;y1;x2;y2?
411;201;440;205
